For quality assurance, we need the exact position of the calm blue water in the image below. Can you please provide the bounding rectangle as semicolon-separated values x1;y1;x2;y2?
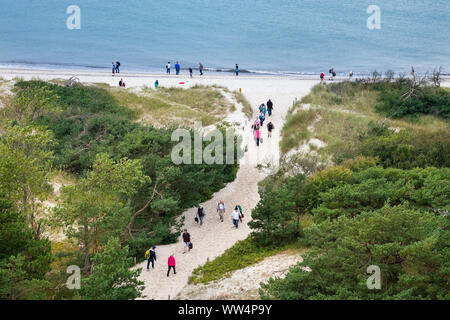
1;0;449;75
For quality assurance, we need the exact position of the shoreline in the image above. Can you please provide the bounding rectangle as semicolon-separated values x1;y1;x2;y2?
1;66;449;82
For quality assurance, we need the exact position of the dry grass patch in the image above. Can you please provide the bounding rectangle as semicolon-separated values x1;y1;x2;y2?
233;90;253;119
281;82;449;163
112;85;234;127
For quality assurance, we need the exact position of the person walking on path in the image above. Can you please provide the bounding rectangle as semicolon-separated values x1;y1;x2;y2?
115;61;120;73
175;62;180;75
182;229;192;254
189;67;193;78
252;117;261;147
267;121;274;138
112;62;116;76
259;111;265;127
254;125;261;147
166;62;171;74
146;246;157;270
199;62;204;75
232;206;241;228
197;205;206;226
259;104;267;117
217;200;226;222
167;254;176;277
267;99;273;116
235;64;239;76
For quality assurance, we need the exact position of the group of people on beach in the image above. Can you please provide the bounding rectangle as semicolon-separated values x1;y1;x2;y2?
111;60;120;76
164;62;240;77
145;200;245;277
165;61;204;77
251;99;275;147
320;67;355;83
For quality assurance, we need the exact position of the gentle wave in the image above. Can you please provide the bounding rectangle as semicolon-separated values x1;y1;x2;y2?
0;60;448;78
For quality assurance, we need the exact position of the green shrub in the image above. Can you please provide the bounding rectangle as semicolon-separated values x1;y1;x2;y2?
190;237;282;284
376;86;450;118
360;129;450;169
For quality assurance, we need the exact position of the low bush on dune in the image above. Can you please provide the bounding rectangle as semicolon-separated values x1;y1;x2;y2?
376;84;450;118
359;122;450;169
189;237;285;285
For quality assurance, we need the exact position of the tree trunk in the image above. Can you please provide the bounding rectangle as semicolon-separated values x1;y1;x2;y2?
121;183;159;246
83;224;90;273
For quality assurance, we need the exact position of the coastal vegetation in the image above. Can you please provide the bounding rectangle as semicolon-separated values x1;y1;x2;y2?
233;90;253;119
114;84;236;127
253;76;450;300
189;237;283;285
281;77;449;168
190;74;449;299
0;79;240;299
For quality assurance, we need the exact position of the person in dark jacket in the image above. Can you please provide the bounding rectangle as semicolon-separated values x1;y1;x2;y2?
267;121;274;138
267;99;273;116
197;205;205;226
147;246;157;270
182;229;192;253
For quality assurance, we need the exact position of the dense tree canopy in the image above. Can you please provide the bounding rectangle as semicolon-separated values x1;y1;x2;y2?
260;205;449;300
80;238;144;300
0;198;53;300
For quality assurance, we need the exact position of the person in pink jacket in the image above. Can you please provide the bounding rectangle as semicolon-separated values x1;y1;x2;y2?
255;127;261;147
167;254;176;277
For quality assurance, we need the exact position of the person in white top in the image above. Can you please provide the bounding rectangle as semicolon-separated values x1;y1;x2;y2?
232;206;241;229
166;62;171;74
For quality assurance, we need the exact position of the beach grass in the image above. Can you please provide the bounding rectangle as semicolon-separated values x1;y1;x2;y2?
232;90;253;119
111;84;234;127
281;81;449;163
189;237;304;285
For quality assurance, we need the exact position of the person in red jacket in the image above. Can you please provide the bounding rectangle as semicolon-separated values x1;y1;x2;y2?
167;254;176;277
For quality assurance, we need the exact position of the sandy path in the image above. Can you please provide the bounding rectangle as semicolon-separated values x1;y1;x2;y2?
0;68;316;300
132;76;315;300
